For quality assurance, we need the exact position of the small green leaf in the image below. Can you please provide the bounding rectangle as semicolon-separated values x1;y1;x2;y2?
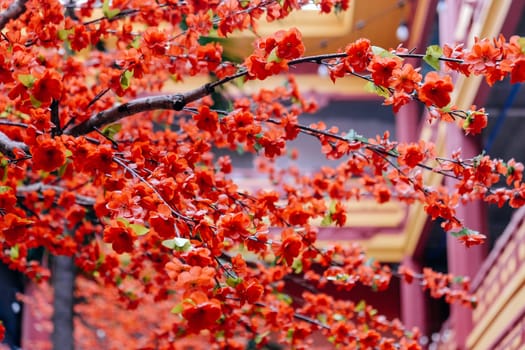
58;28;73;41
355;300;366;312
291;258;303;274
103;0;120;19
120;69;133;90
18;74;35;88
320;214;333;226
102;123;122;139
117;217;130;226
275;292;293;305
170;303;184;314
130;36;141;49
333;313;345;321
255;331;270;344
65;149;73;158
253;142;263;153
267;47;281;63
10;245;19;259
1;162;8;182
365;81;390;98
0;185;11;193
365;257;375;267
371;46;396;58
30;95;42;108
450;227;477;237
226;276;243;287
518;37;525;54
161;237;192;252
344;129;367;143
423;45;443;71
129;223;149;236
57;162;68;177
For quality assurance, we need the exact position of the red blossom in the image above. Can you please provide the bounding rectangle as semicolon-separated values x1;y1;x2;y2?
418;71;454;108
103;220;136;254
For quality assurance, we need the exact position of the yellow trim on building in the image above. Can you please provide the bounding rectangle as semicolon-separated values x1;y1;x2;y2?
467;224;525;349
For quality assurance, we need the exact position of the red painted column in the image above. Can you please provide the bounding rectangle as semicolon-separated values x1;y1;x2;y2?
395;100;419;143
397;98;427;334
400;257;427;335
445;127;488;349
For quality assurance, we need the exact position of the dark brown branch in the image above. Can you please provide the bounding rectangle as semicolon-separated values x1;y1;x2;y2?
0;0;28;30
0;131;29;158
16;183;96;207
65;90;201;136
51;99;61;137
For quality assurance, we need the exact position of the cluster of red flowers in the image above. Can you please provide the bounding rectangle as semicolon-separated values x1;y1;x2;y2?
0;0;523;348
245;28;305;80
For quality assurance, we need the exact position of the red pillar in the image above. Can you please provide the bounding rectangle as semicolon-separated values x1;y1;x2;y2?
445;127;488;349
395;94;420;143
400;257;427;335
397;99;427;334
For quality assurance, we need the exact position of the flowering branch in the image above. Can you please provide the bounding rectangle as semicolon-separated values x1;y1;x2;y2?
0;131;28;157
0;0;28;30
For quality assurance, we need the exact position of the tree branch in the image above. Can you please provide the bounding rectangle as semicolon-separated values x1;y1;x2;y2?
0;131;29;158
16;183;96;207
0;0;29;30
65;84;213;136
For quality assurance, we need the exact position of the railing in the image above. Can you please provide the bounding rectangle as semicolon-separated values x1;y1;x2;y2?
466;207;525;350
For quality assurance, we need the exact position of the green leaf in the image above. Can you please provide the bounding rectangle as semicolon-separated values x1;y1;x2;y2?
518;37;525;54
0;185;11;193
65;149;73;158
226;276;243;287
1;161;8;182
170;303;184;314
275;292;293;305
102;123;122;139
267;47;281;63
161;237;192;252
10;245;19;259
57;162;68;177
253;142;263;153
291;258;303;274
30;95;42;108
355;300;366;312
18;74;35;88
255;331;270;344
344;129;367;142
129;223;149;236
451;227;479;237
120;69;133;90
320;214;333;226
116;217;130;226
103;0;120;19
58;28;73;41
364;81;390;98
423;45;443;71
130;36;141;49
371;46;396;58
332;313;345;321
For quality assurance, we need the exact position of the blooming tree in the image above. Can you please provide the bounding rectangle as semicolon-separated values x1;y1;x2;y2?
0;0;524;349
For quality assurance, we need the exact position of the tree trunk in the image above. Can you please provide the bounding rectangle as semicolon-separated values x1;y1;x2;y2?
51;255;75;350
